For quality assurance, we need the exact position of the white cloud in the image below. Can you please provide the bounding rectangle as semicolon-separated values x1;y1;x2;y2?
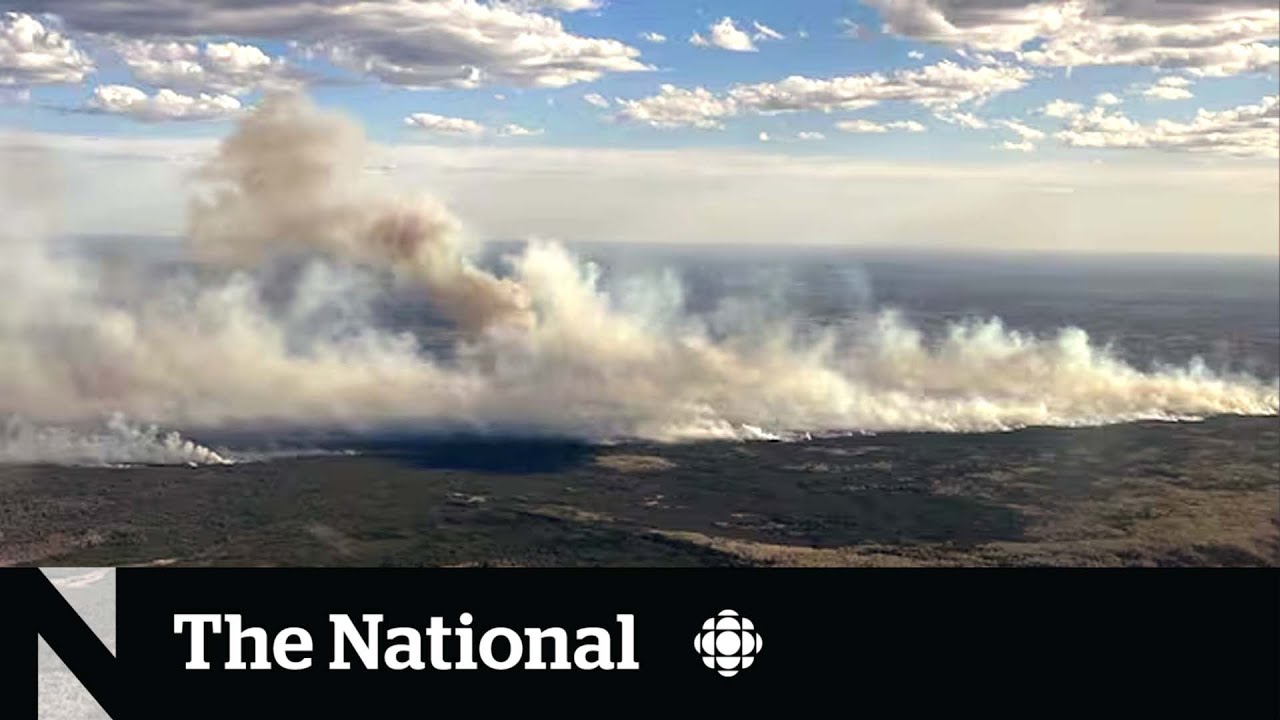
996;118;1045;151
1140;75;1195;101
890;120;926;133
757;131;770;142
1095;92;1122;106
752;21;785;41
639;31;666;44
907;50;925;60
1141;86;1192;101
1154;75;1193;88
404;112;487;136
1000;139;1036;152
612;84;737;129
403;112;542;138
726;61;1031;113
836;119;926;133
796;131;825;140
0;12;93;86
113;39;294;95
999;119;1046;141
1042;99;1083;118
10;0;649;89
87;84;241;121
838;18;864;38
1056;95;1279;158
863;0;1279;76
497;123;542;137
614;62;1027;129
935;111;988;129
954;48;1004;66
836;119;890;134
690;17;757;52
583;92;609;108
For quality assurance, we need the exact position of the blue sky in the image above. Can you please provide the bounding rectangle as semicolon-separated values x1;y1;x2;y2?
3;1;1277;160
0;1;1276;252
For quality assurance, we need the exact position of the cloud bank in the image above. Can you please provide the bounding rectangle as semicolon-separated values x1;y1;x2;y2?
11;0;649;89
864;0;1279;76
615;60;1030;128
1057;95;1278;158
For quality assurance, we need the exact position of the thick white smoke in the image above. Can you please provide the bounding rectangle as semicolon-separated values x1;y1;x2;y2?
188;95;532;334
0;94;1276;465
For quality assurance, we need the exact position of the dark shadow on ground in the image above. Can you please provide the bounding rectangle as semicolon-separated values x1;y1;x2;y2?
347;436;596;474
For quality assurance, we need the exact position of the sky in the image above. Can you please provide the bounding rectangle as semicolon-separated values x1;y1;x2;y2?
0;0;1277;254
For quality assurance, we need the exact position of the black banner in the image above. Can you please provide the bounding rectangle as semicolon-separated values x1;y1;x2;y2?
4;569;1278;717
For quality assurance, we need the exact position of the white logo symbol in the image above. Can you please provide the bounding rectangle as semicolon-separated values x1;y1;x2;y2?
694;609;762;677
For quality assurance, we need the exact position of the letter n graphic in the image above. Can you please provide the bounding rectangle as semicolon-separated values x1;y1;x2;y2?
0;568;126;718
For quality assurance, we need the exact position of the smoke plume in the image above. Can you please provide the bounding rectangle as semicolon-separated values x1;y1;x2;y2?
188;94;532;333
0;94;1276;465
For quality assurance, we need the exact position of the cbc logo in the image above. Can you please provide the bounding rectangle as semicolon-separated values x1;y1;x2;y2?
694;609;763;677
